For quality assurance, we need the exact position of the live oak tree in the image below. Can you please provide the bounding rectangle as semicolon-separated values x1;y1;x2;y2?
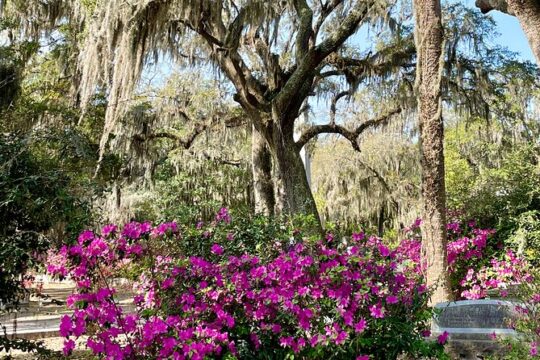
6;0;412;225
476;0;540;67
413;0;453;302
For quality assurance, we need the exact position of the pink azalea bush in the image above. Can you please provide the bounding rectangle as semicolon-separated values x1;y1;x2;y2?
401;218;540;357
47;210;445;359
399;218;531;300
47;210;540;359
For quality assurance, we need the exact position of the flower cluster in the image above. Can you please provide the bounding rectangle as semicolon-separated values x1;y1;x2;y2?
396;219;533;301
48;214;440;359
51;215;534;358
446;226;495;270
459;251;532;299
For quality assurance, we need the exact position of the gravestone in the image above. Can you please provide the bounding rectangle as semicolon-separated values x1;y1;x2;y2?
432;300;522;359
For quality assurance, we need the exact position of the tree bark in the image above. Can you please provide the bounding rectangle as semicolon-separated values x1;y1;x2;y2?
413;0;453;304
378;205;385;238
251;125;275;216
476;0;540;66
269;114;320;225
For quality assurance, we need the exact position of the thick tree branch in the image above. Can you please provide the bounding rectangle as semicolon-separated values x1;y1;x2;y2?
326;41;416;81
182;11;269;113
133;122;208;150
314;1;375;60
134;115;245;150
295;107;402;150
252;35;284;90
275;0;375;117
475;0;540;66
179;19;225;47
224;6;247;51
475;0;514;15
191;150;244;167
293;0;314;62
318;69;343;78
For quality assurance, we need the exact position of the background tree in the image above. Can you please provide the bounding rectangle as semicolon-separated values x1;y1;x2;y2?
24;0;413;226
413;0;452;302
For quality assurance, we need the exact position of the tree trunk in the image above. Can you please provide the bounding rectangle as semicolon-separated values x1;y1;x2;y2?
269;119;321;226
413;0;453;304
378;205;385;238
476;0;540;66
507;0;540;66
251;125;275;216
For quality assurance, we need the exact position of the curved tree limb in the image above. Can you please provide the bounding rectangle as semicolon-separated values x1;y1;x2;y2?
475;0;514;15
133;114;245;150
326;41;416;82
133;122;208;150
295;107;402;151
330;89;353;125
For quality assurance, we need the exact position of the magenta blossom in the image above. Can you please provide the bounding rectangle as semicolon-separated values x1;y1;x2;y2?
437;331;449;345
369;304;385;319
211;243;224;255
63;339;75;356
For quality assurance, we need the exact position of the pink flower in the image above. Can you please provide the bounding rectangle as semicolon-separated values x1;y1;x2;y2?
531;342;538;357
369;304;385;319
162;278;175;289
72;311;86;336
215;207;231;223
250;333;261;349
437;331;449;345
123;314;138;332
78;230;94;244
59;315;72;337
87;338;105;354
357;356;370;360
271;324;281;333
354;318;367;333
378;244;390;257
386;295;399;304
101;224;117;237
63;339;75;356
211;243;224;255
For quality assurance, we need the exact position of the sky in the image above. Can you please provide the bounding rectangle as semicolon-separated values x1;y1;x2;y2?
463;0;534;62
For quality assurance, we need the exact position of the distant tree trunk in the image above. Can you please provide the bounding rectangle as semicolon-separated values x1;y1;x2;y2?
270;112;320;226
413;0;453;304
476;0;540;66
378;205;385;238
251;125;275;216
